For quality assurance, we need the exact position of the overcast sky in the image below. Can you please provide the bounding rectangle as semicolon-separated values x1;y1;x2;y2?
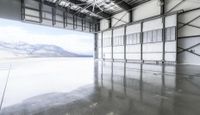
0;18;94;55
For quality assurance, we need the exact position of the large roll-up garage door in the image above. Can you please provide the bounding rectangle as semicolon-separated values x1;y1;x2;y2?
126;23;142;61
103;30;112;59
165;15;177;62
113;27;125;60
143;18;163;61
99;14;177;63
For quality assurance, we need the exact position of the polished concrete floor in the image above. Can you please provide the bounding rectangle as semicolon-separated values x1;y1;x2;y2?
0;58;200;115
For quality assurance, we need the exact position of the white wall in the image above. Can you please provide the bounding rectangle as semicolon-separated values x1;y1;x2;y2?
133;0;160;21
143;18;163;32
178;10;200;37
178;37;200;64
126;23;141;34
166;0;200;13
165;0;200;64
100;19;109;31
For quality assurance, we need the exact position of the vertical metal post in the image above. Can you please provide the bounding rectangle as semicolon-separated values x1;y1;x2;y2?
98;23;100;31
81;18;84;31
75;16;78;29
129;10;133;23
109;18;112;28
162;18;166;63
160;0;165;15
94;33;98;59
89;22;91;32
66;8;68;27
84;18;86;30
21;0;25;21
141;22;144;62
39;0;43;23
73;15;75;29
161;0;166;63
52;7;56;26
63;11;66;28
176;14;178;63
124;26;127;62
111;29;114;61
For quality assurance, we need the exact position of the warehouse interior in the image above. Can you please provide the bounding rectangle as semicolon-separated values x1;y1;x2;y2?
0;0;200;114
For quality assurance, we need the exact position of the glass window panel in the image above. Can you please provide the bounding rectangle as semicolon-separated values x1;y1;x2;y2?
138;34;140;44
143;32;147;43
148;31;152;43
157;29;162;42
171;27;176;40
165;28;171;41
153;30;157;42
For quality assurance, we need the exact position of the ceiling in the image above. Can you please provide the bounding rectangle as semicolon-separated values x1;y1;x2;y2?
42;0;151;19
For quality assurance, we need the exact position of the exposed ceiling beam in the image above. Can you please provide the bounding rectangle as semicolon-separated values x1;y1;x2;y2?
131;0;151;7
67;0;112;18
113;0;132;11
34;0;87;18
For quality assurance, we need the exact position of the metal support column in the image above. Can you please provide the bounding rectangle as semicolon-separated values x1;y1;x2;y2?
75;16;78;29
39;0;43;23
176;14;178;63
89;23;91;32
94;33;98;59
63;11;66;28
84;18;86;30
52;7;56;26
141;22;144;62
109;18;112;28
66;8;69;27
81;18;84;31
124;26;127;62
111;29;114;61
161;0;166;63
73;15;75;29
21;0;25;21
129;10;133;23
162;18;166;63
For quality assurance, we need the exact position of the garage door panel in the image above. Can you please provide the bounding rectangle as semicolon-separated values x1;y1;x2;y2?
126;23;141;35
143;53;163;61
126;54;141;60
165;53;176;62
143;43;163;52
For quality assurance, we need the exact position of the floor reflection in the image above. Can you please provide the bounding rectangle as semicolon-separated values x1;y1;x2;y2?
96;61;200;115
1;60;200;115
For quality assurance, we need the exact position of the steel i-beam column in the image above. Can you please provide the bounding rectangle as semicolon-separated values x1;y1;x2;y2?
141;22;144;63
161;0;166;63
39;0;43;23
124;25;127;62
21;0;25;21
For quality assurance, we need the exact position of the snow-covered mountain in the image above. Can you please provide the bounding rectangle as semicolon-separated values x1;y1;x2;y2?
0;41;88;58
